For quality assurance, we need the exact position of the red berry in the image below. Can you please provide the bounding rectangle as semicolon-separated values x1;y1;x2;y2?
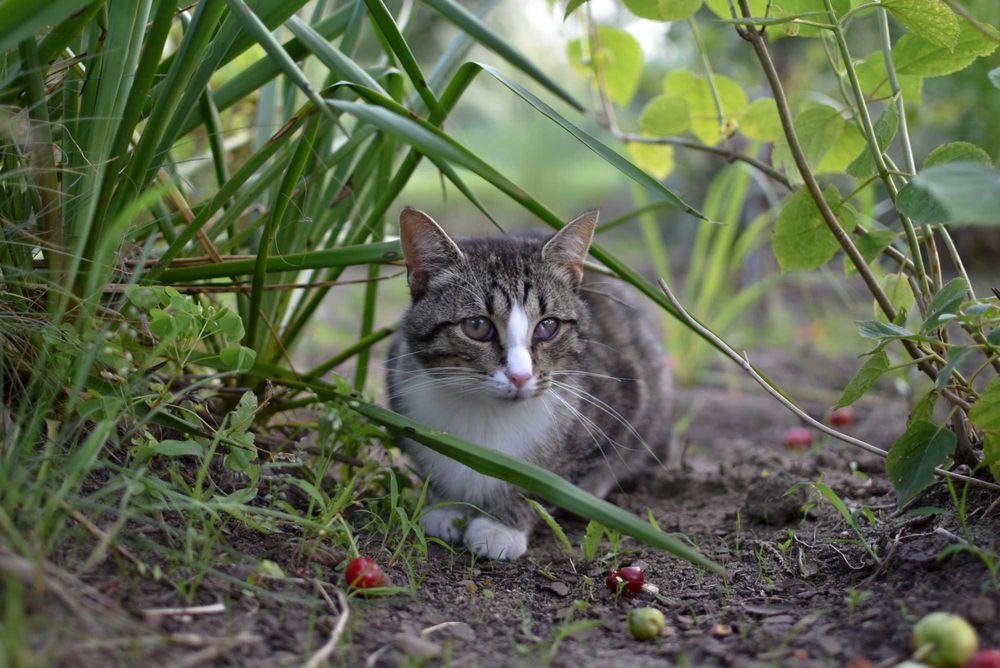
345;557;384;590
618;566;645;593
783;427;813;449
829;406;856;427
968;649;1000;668
606;570;621;592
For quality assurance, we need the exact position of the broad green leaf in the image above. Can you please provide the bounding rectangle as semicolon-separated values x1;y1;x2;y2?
886;421;956;506
567;27;644;107
969;377;1000;433
924;141;992;168
817;123;865;174
627;141;675;180
836;351;890;408
739;98;782;142
882;0;960;50
857;320;918;340
855;53;924;102
876;272;915;323
565;0;590;20
894;21;999;77
911;162;1000;225
623;0;702;21
773;103;863;178
988;327;1000;347
845;228;896;276
638;95;691;136
935;346;969;390
908;391;938;426
847;104;898;179
921;277;968;333
984;434;1000;484
662;70;748;145
772;186;854;271
154;439;204;458
704;0;769;17
220;345;258;372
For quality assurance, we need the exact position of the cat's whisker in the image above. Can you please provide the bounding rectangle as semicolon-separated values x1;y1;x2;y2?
549;370;632;382
548;390;629;493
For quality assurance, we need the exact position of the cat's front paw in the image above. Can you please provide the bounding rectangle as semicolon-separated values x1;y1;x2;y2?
463;517;527;560
420;507;465;544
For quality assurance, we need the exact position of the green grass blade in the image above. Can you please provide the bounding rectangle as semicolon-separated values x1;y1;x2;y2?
422;0;582;111
156;241;401;283
595;201;680;234
284;15;384;92
0;0;94;55
362;0;441;114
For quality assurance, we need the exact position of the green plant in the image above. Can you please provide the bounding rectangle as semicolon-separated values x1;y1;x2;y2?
563;0;1000;505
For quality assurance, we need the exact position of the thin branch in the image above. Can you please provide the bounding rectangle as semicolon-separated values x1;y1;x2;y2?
304;582;349;668
657;277;1000;493
616;132;791;189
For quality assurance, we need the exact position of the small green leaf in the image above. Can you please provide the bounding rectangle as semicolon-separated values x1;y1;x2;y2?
836;350;890;408
911;163;1000;225
772;186;854;271
876;271;914;323
703;0;769;17
969;377;1000;433
217;309;246;342
220;345;257;372
773;103;863;178
886;420;956;506
567;27;644;107
987;327;1000;347
897;181;949;224
153;439;203;457
662;70;748;146
845;228;896;276
770;0;849;38
638;95;691;137
564;0;589;20
623;0;702;21
894;21;999;78
856;320;916;340
581;520;605;561
924;141;992;168
856;53;924;102
935;346;969;390
921;277;968;333
847;104;898;179
627;141;675;180
526;498;576;561
739;98;782;142
882;0;959;50
817;123;866;174
149;311;177;338
984;434;1000;484
909;391;938;426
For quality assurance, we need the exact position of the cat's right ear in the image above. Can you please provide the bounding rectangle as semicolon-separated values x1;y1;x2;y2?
399;207;463;296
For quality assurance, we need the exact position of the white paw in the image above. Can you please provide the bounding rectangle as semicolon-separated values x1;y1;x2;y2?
421;507;466;544
463;517;528;560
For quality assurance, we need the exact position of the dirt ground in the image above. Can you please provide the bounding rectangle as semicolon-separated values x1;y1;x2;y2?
16;348;1000;667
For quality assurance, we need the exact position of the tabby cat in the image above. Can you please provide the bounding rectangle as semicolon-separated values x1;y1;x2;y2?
386;207;672;560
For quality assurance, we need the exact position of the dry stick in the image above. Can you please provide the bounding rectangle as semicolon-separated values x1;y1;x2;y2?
732;5;960;402
61;500;149;574
616;133;791;189
656;278;1000;494
100;270;406;294
142;602;226;618
303;582;350;668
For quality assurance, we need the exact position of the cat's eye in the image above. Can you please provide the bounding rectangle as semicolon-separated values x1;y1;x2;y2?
534;318;560;341
461;317;496;341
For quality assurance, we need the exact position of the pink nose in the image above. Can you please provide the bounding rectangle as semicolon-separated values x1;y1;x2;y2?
507;372;532;389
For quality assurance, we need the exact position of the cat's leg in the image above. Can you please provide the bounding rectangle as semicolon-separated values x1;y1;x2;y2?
421;505;466;543
463;497;535;560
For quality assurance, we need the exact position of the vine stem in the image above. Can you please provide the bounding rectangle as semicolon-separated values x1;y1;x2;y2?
733;0;961;401
657;278;1000;494
687;17;727;140
822;0;931;298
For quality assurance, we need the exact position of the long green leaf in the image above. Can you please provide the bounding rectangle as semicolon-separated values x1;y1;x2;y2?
422;0;582;111
0;0;94;55
362;0;441;114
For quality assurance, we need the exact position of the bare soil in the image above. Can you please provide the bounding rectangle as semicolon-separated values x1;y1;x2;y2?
15;351;1000;667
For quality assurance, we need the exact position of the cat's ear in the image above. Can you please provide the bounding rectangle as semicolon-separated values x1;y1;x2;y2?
399;207;463;295
543;209;598;287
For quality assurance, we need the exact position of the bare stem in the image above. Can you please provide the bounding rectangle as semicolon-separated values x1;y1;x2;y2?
657;278;1000;493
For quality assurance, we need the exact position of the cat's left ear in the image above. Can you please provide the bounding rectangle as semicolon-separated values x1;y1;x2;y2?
543;209;598;287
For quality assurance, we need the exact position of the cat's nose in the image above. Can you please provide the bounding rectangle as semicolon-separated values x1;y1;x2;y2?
507;372;532;389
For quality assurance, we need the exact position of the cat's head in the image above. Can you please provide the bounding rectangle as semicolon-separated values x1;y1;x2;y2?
397;207;597;401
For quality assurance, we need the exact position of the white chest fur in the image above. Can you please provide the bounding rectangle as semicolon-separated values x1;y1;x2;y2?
397;370;557;505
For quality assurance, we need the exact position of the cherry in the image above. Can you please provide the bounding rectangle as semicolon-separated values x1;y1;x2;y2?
606;565;645;595
345;557;385;590
783;427;813;449
968;649;1000;668
829;406;856;427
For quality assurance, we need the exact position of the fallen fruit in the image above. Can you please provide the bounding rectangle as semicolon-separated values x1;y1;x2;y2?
912;612;978;668
968;649;1000;668
627;607;665;640
345;557;385;590
830;406;856;427
783;427;813;449
606;565;645;595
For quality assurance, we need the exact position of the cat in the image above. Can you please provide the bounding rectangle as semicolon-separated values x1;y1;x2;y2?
386;207;673;560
